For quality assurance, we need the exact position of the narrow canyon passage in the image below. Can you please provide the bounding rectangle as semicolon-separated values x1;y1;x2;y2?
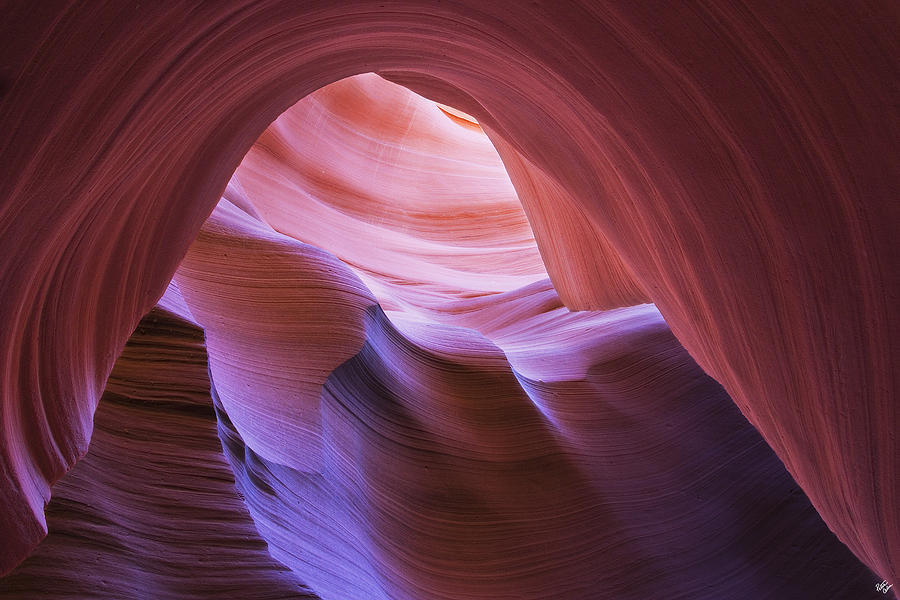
1;74;878;599
0;3;896;599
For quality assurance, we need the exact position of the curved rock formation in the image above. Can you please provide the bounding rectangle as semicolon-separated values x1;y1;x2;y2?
0;306;314;599
0;1;897;597
232;73;550;311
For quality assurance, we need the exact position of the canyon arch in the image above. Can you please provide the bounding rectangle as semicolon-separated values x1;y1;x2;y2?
0;0;896;590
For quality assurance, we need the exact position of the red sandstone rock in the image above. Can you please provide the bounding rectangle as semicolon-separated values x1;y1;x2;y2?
0;1;896;597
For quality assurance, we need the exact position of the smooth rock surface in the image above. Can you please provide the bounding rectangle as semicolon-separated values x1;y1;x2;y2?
0;1;896;595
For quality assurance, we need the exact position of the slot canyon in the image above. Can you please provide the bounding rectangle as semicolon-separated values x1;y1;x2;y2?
0;2;896;599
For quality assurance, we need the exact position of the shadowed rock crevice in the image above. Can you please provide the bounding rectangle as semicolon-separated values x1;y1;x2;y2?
0;308;316;600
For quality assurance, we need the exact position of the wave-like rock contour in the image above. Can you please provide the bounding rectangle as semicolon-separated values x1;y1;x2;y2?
0;1;896;595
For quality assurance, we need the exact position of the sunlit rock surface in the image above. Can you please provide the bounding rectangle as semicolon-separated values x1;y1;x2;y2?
0;2;896;598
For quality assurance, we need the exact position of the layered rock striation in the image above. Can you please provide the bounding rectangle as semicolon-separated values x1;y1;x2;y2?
0;2;896;597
